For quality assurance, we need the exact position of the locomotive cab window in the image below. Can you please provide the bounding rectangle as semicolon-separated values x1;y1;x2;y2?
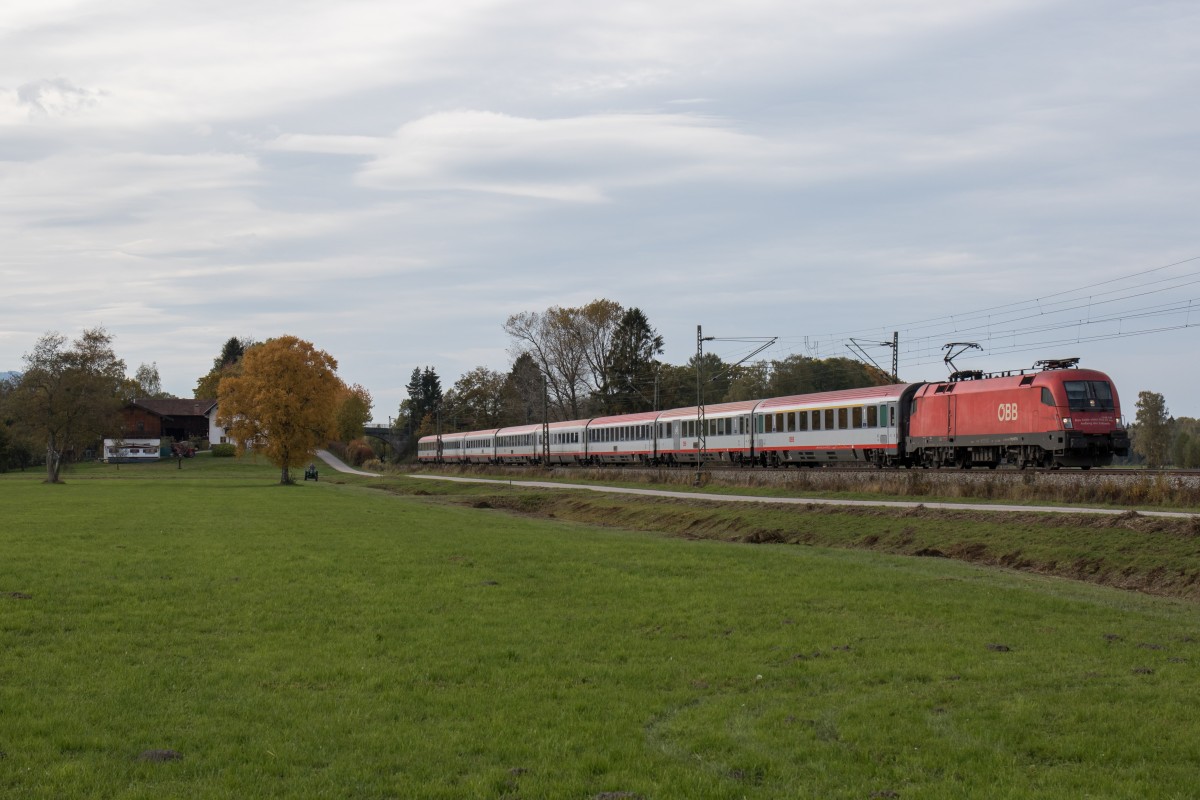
1041;387;1055;406
1064;381;1115;412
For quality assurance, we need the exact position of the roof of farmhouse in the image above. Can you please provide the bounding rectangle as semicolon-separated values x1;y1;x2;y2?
132;398;217;417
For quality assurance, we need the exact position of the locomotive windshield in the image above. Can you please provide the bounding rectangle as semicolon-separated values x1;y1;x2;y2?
1063;380;1115;412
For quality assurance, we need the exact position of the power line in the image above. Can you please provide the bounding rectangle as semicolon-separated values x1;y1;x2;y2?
774;255;1200;375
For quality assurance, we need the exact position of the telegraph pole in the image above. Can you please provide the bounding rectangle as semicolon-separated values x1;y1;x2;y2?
892;331;899;382
694;325;776;484
695;325;713;483
541;374;550;467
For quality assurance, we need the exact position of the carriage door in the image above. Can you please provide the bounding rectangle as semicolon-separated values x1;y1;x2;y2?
672;421;681;451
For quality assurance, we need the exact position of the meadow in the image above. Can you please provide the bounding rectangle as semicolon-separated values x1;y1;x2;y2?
1;456;1198;798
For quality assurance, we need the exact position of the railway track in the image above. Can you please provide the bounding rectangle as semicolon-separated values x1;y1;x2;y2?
454;462;1200;479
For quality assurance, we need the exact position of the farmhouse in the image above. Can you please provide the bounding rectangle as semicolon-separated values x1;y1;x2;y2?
126;398;216;441
105;398;217;462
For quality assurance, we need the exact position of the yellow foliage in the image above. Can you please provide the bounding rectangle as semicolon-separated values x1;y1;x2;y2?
217;336;342;483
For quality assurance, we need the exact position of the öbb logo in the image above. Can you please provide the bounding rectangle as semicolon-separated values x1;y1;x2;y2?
997;403;1019;422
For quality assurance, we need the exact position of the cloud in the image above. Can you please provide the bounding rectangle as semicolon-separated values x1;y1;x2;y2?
272;110;772;201
15;78;104;118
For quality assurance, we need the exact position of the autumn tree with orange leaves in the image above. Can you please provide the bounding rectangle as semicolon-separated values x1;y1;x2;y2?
217;336;343;484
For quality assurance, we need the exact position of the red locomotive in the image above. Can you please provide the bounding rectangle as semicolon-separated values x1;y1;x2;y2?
903;360;1129;469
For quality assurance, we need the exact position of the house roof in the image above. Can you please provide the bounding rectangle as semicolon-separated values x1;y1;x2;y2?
132;398;217;418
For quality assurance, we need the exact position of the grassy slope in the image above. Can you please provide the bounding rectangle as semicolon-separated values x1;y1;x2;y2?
0;457;1198;798
382;475;1200;601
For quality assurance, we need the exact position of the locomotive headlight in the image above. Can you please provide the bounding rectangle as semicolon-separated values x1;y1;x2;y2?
1062;418;1073;429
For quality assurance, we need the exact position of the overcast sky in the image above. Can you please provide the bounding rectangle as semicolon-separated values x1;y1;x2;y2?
3;0;1199;420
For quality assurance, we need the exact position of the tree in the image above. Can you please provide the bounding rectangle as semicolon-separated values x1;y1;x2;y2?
603;307;664;413
768;355;890;396
5;328;127;483
504;308;587;419
217;336;343;485
446;367;507;430
398;367;443;434
195;336;256;398
334;383;373;442
503;299;625;419
572;299;625;411
724;362;770;402
1132;390;1170;468
502;353;545;425
1173;418;1200;469
129;362;173;399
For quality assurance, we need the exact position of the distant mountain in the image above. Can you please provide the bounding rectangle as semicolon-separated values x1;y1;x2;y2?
1;370;19;384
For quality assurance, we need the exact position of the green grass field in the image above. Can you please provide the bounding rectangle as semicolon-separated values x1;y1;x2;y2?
1;456;1198;798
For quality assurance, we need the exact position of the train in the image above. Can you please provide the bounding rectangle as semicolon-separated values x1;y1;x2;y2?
418;360;1130;470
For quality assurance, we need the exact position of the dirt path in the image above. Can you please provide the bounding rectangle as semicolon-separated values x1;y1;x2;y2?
316;449;381;477
407;473;1198;519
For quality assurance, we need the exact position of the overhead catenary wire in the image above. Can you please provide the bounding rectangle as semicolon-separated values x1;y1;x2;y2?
769;256;1200;375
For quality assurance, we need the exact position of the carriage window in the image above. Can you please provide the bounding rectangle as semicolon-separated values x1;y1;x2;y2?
867;405;878;427
824;409;835;429
764;414;774;433
797;411;808;431
838;408;848;429
811;410;821;431
775;413;784;433
889;404;896;426
853;407;863;428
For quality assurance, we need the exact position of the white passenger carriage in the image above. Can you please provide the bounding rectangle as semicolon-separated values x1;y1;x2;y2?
461;429;499;464
656;400;759;464
547;419;589;464
753;384;908;466
586;410;661;465
494;423;542;464
417;432;470;463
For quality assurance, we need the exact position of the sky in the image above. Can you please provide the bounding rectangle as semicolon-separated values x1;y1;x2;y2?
3;0;1199;421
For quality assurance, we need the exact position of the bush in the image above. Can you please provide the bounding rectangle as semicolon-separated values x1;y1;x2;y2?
346;438;375;466
212;443;237;457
